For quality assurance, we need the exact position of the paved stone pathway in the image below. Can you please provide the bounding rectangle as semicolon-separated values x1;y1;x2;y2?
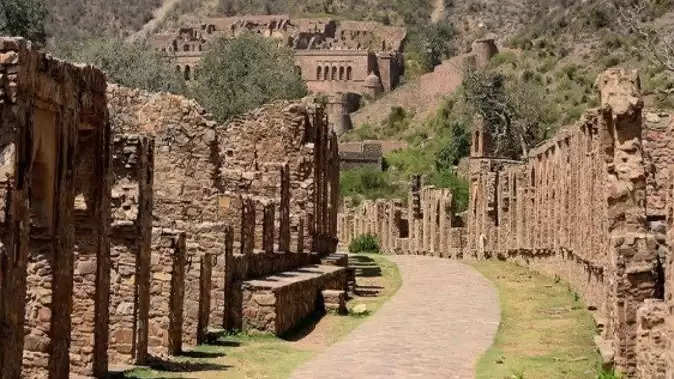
292;255;500;379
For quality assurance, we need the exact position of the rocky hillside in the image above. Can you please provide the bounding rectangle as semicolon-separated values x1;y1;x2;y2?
346;0;674;140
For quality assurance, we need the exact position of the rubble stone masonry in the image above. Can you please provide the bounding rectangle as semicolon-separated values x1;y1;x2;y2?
109;134;154;364
339;68;666;377
0;37;110;379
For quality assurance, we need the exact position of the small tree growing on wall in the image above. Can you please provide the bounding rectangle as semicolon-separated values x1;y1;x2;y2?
192;33;307;122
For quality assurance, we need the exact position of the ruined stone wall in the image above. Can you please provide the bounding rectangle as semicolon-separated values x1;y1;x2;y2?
108;85;225;348
108;87;339;341
0;37;110;378
338;184;463;258
219;100;339;256
465;70;656;376
338;68;663;377
109;134;154;365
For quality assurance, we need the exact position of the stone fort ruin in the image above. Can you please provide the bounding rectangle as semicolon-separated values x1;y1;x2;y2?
0;37;348;378
150;15;406;135
339;69;674;378
150;15;406;97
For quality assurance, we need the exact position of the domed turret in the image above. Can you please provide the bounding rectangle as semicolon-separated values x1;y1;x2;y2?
364;72;382;97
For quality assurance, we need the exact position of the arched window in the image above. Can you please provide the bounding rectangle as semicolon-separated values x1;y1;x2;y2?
176;65;181;73
172;40;178;51
339;67;345;80
317;66;322;80
184;44;190;52
324;66;329;80
184;65;191;81
530;168;536;187
331;66;337;80
346;66;352;80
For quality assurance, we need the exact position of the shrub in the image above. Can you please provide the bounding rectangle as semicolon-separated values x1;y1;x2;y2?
64;38;186;94
340;166;404;203
348;234;380;254
192;33;307;122
0;0;47;45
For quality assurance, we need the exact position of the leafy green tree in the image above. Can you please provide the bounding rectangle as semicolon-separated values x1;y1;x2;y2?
66;38;186;94
0;0;47;44
462;67;548;159
193;33;307;122
404;21;455;79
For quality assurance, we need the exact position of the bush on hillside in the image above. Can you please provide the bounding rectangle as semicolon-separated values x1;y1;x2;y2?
404;21;456;79
462;67;549;159
340;166;405;205
193;33;307;122
0;0;47;44
348;234;380;254
65;38;187;94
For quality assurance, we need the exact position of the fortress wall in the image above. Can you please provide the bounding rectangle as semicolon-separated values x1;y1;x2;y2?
338;69;661;376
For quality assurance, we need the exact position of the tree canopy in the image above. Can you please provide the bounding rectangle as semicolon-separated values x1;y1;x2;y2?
65;38;186;94
192;33;307;122
0;0;47;44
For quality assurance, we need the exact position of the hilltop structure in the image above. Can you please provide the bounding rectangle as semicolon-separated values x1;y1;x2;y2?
150;15;406;97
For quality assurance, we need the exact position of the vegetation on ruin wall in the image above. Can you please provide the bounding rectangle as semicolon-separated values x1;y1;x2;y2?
122;253;402;379
192;33;307;122
472;261;602;379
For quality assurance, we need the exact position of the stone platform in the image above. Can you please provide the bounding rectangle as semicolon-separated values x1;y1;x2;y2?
242;265;349;335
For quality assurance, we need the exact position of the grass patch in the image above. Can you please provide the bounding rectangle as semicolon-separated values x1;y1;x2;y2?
472;261;601;379
120;253;401;379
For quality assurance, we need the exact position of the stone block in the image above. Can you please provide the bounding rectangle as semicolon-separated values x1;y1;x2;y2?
321;289;347;314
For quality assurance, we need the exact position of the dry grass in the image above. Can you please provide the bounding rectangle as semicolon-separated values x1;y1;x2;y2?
472;261;601;379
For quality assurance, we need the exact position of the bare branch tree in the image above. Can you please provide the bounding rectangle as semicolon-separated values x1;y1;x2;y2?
618;3;674;72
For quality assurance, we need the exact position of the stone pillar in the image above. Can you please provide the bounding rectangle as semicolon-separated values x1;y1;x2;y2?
263;202;275;254
297;217;305;254
241;197;255;255
279;164;291;252
0;116;30;379
71;115;113;378
197;254;213;345
598;69;657;376
149;229;186;356
109;134;154;366
223;226;234;330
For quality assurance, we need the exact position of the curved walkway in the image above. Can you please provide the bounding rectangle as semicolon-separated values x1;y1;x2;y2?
292;255;500;379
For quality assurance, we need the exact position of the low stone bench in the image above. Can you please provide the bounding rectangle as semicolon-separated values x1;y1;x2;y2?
241;265;348;335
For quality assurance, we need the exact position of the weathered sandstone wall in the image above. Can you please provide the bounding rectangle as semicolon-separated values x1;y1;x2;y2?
339;68;662;377
0;37;110;378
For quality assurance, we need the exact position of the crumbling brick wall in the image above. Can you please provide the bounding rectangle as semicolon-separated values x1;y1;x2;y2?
109;134;154;364
0;37;110;379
